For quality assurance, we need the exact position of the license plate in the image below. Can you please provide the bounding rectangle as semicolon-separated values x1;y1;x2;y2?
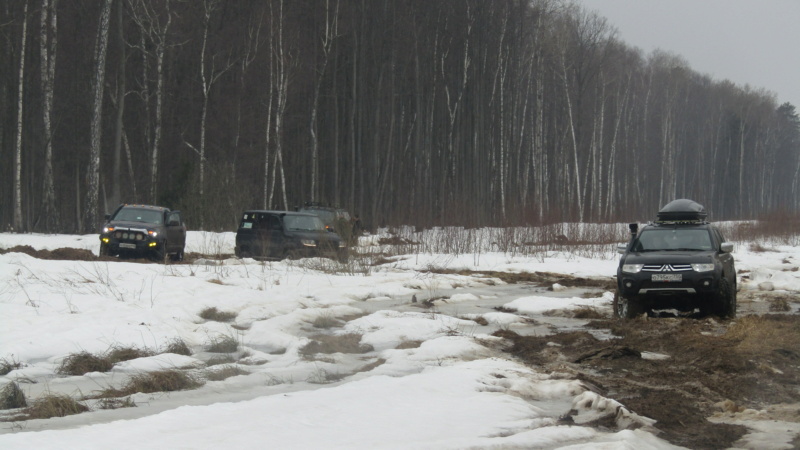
119;243;136;249
652;274;682;282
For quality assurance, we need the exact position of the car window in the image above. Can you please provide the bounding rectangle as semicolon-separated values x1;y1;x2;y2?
284;215;326;231
636;229;712;251
114;208;162;224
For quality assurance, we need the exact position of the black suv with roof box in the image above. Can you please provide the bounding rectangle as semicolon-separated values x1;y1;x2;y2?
99;204;186;261
234;210;348;261
614;199;736;318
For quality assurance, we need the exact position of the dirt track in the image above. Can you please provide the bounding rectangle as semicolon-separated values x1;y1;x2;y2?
498;289;800;449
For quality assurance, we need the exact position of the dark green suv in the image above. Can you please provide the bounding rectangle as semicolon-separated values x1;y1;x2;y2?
615;199;736;319
234;210;348;261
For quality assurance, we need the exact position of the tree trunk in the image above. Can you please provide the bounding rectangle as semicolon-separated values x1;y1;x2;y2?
40;0;58;231
85;0;113;233
13;0;29;232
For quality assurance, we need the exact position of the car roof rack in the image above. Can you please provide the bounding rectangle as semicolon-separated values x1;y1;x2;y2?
654;199;708;224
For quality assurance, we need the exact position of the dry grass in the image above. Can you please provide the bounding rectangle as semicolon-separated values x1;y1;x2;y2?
19;394;88;420
0;382;27;409
572;307;606;319
206;355;236;366
725;315;800;354
206;365;248;381
307;367;347;384
102;370;204;397
299;333;373;358
57;351;113;376
162;338;192;356
106;345;154;364
206;335;239;353
395;340;423;350
97;397;136;410
311;313;342;329
199;307;238;323
0;357;23;376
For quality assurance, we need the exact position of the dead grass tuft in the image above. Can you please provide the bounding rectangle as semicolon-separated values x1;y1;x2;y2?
769;297;791;312
199;307;237;323
572;307;606;319
206;355;236;366
103;370;204;397
307;367;346;384
1;382;27;409
0;357;23;376
106;345;154;364
206;365;248;381
97;397;136;410
57;351;113;376
299;334;373;358
20;394;88;420
206;335;239;353
162;338;192;356
395;340;423;350
311;313;341;329
726;315;800;354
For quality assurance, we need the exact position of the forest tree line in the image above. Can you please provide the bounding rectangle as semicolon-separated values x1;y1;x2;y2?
2;0;799;233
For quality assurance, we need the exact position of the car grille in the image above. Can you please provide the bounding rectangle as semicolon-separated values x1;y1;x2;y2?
114;230;146;242
642;264;692;272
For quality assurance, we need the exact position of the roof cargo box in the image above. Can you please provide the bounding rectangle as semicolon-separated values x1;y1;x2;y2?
657;199;707;221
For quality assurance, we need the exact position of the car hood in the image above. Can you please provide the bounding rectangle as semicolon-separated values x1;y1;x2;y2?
106;220;163;231
622;251;716;265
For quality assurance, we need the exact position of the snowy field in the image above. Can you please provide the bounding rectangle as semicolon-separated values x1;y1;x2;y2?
1;230;799;449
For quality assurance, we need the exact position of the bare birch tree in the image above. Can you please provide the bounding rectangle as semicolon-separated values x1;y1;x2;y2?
84;0;113;232
13;0;29;232
39;0;58;230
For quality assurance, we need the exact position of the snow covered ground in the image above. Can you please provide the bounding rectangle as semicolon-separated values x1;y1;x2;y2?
1;230;798;449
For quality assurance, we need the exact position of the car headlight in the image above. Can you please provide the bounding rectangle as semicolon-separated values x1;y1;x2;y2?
622;264;644;274
148;230;158;238
102;226;114;234
301;239;316;247
692;263;715;272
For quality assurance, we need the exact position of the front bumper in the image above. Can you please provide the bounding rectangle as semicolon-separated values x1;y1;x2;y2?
100;233;162;256
617;270;718;298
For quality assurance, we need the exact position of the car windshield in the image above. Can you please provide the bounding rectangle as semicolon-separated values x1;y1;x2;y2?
634;228;713;251
302;209;335;224
284;215;326;232
113;207;162;224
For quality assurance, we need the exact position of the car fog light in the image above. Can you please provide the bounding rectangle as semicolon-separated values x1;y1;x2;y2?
149;242;157;247
703;280;710;286
625;281;632;288
101;237;109;243
339;241;346;248
301;239;316;247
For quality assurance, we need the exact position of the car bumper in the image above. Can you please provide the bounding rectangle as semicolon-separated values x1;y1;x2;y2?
617;270;719;298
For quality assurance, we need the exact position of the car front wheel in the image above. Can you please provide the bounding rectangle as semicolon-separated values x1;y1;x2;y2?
714;277;736;319
613;292;647;319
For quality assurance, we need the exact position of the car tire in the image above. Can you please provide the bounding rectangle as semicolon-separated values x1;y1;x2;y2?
99;243;110;257
613;292;647;319
714;277;736;319
171;248;184;262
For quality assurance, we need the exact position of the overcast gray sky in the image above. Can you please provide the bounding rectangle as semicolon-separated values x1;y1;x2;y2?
575;0;800;109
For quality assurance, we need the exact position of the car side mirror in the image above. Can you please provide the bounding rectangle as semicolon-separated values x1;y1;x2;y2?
617;243;628;254
720;242;733;253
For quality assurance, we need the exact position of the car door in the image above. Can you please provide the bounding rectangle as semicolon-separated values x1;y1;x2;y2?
166;211;186;252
